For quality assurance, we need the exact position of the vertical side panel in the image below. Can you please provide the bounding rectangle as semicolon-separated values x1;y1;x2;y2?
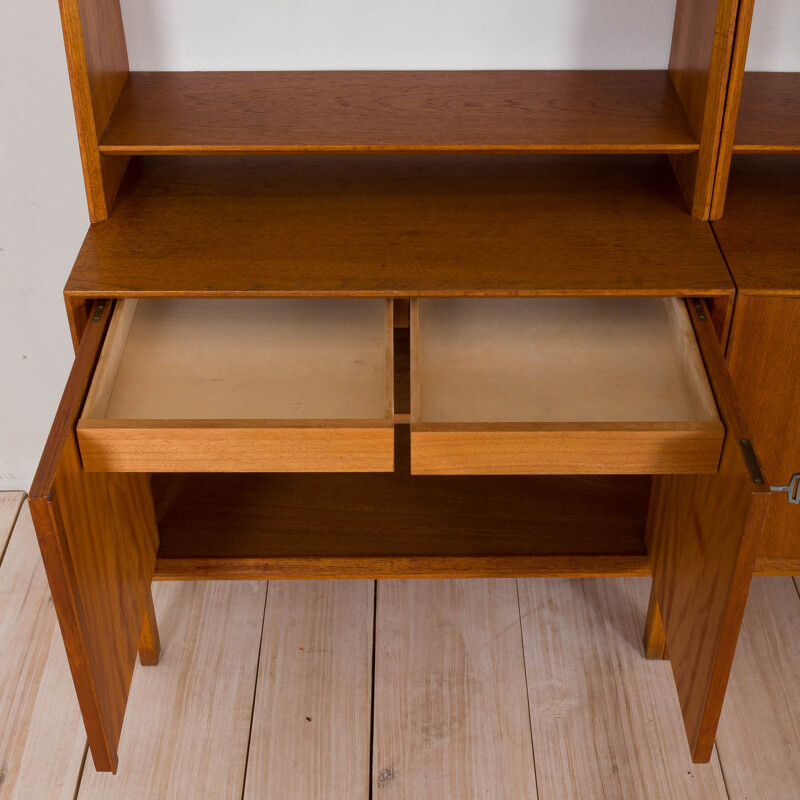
669;0;740;218
646;299;769;762
58;0;130;221
29;301;159;772
709;0;756;219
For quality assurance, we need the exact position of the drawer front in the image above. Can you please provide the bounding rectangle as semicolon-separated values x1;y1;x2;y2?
410;423;724;475
77;298;395;472
410;297;725;475
78;421;394;472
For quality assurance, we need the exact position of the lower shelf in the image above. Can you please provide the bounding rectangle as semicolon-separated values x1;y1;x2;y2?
152;429;652;579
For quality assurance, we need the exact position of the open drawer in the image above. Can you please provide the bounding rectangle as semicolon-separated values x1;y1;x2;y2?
77;298;395;472
410;297;725;475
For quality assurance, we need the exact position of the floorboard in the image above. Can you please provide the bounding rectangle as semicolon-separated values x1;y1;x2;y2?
0;502;86;800
517;578;729;799
0;492;24;564
715;577;800;799
77;580;266;799
243;581;374;800
372;579;537;800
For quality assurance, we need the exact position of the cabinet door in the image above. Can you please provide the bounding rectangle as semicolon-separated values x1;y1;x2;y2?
28;300;159;773
646;298;770;763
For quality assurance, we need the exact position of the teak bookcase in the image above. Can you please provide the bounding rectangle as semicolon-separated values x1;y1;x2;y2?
27;0;796;776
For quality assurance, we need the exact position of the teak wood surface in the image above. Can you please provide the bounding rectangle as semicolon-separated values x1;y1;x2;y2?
667;0;742;218
28;301;160;772
409;297;725;476
726;296;800;564
57;0;129;221
151;436;653;580
99;71;700;154
712;159;800;565
64;155;734;304
709;0;799;215
76;298;395;473
646;300;770;762
712;157;800;295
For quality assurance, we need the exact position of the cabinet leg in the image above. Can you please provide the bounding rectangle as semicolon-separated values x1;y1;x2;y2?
138;588;161;666
643;585;668;660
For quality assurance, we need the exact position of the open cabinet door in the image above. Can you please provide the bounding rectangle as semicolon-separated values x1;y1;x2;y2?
28;300;159;773
647;298;770;763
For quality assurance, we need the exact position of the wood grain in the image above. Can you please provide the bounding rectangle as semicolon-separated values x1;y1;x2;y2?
372;579;536;799
243;581;373;800
75;297;395;472
711;70;800;215
28;301;160;772
410;297;723;475
0;503;87;800
712;157;800;294
733;73;800;151
715;577;800;799
77;422;395;473
77;580;266;798
645;299;770;762
668;0;740;217
725;295;800;561
57;0;129;221
410;426;724;475
137;589;160;667
707;0;756;218
99;71;698;154
83;299;392;421
65;155;734;300
519;578;729;799
643;585;669;660
150;433;652;579
413;298;720;423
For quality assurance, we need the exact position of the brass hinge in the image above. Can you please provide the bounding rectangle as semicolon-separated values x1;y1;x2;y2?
91;301;107;323
771;474;800;505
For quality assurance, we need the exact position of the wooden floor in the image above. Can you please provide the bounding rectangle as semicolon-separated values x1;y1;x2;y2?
1;490;799;799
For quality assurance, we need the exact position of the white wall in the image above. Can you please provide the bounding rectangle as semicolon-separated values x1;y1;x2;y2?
1;0;798;490
119;0;676;71
0;0;89;489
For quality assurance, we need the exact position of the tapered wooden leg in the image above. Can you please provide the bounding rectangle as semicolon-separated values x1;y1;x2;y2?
643;585;668;660
138;588;161;666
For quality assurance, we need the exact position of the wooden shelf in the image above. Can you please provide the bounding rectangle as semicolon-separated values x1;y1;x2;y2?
151;428;652;579
711;156;800;294
99;71;699;155
66;154;733;300
733;73;800;153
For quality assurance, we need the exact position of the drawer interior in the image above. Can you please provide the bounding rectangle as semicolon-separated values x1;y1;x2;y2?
412;297;719;424
77;298;395;473
82;298;394;422
409;297;725;475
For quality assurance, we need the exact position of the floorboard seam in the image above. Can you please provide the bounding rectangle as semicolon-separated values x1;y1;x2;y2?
239;581;270;800
368;579;378;800
0;491;26;569
516;579;541;800
71;742;90;800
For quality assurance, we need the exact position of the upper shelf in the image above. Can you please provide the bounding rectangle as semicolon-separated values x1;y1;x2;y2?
733;73;800;153
66;154;732;299
98;71;700;155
